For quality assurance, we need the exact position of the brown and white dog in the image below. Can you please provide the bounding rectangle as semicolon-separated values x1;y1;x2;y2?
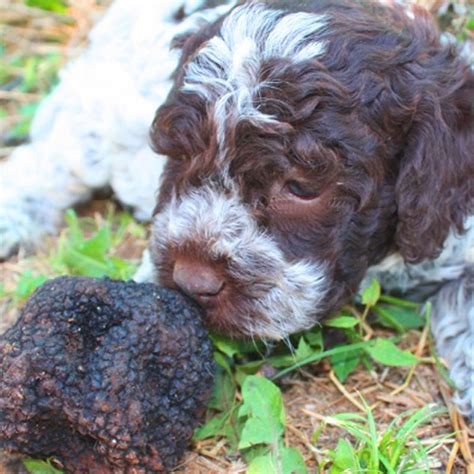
148;0;473;417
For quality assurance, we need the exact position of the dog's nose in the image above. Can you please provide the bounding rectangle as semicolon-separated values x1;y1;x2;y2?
173;258;224;305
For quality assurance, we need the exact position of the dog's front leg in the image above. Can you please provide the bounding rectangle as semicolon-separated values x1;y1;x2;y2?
0;139;95;260
430;270;474;421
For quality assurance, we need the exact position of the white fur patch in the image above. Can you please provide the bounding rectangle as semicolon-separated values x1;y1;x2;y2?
363;215;474;294
0;0;234;259
182;3;327;147
151;184;328;339
431;272;473;421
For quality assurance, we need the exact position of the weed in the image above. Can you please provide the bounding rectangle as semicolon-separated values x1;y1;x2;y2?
22;459;63;474
317;402;449;473
239;376;307;474
0;2;71;146
0;207;146;308
0;270;48;305
25;0;67;14
51;209;142;279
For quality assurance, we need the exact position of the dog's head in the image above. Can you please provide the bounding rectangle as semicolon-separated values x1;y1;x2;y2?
150;0;473;339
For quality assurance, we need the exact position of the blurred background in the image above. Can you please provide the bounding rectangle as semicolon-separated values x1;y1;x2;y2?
0;0;112;153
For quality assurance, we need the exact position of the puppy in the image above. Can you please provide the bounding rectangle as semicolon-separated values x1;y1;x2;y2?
149;0;473;418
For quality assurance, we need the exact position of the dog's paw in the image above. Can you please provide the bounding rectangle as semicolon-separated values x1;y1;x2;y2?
430;272;474;422
0;202;60;260
451;341;474;422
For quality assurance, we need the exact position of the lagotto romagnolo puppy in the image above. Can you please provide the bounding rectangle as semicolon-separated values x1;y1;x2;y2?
0;0;473;420
148;0;473;419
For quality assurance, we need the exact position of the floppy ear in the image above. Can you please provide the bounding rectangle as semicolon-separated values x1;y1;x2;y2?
394;54;474;264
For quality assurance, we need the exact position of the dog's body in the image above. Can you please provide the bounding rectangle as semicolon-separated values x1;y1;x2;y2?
1;0;473;419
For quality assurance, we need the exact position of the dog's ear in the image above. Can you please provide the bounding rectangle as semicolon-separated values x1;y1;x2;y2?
394;54;474;264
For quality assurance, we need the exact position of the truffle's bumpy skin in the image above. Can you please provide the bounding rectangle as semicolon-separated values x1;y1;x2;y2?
0;277;215;473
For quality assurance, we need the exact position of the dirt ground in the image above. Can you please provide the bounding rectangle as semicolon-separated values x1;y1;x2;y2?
0;1;473;473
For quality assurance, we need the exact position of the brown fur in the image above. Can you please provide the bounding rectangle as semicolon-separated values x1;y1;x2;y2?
150;0;473;334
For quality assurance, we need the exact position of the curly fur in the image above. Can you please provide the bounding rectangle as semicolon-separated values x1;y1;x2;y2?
150;0;473;418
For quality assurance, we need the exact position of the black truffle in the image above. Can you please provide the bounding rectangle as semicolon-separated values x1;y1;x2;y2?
0;277;215;473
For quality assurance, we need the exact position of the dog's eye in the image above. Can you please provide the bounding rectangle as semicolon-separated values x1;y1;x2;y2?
286;180;320;200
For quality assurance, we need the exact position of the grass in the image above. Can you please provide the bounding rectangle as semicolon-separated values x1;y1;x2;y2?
0;207;146;305
0;0;97;150
439;2;474;42
1;26;63;146
317;402;450;473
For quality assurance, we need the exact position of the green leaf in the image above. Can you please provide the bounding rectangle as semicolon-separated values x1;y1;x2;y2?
325;315;359;329
330;349;361;382
303;326;324;351
311;423;326;445
388;405;445;469
238;376;285;449
221;409;246;451
361;278;381;307
365;339;417;367
467;15;474;31
78;227;112;260
361;397;379;471
320;403;444;473
214;351;233;376
280;446;308;474
25;0;68;14
113;212;145;244
247;453;275;474
56;210;137;278
270;336;315;368
60;246;111;278
372;305;404;333
23;459;63;474
239;416;281;450
330;439;360;472
64;209;83;242
246;446;307;474
194;358;238;442
273;341;373;380
194;410;232;440
374;304;425;332
208;362;235;411
8;102;39;140
235;360;265;387
211;334;243;358
211;333;265;357
379;294;419;309
107;256;137;280
14;270;48;302
21;56;40;92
